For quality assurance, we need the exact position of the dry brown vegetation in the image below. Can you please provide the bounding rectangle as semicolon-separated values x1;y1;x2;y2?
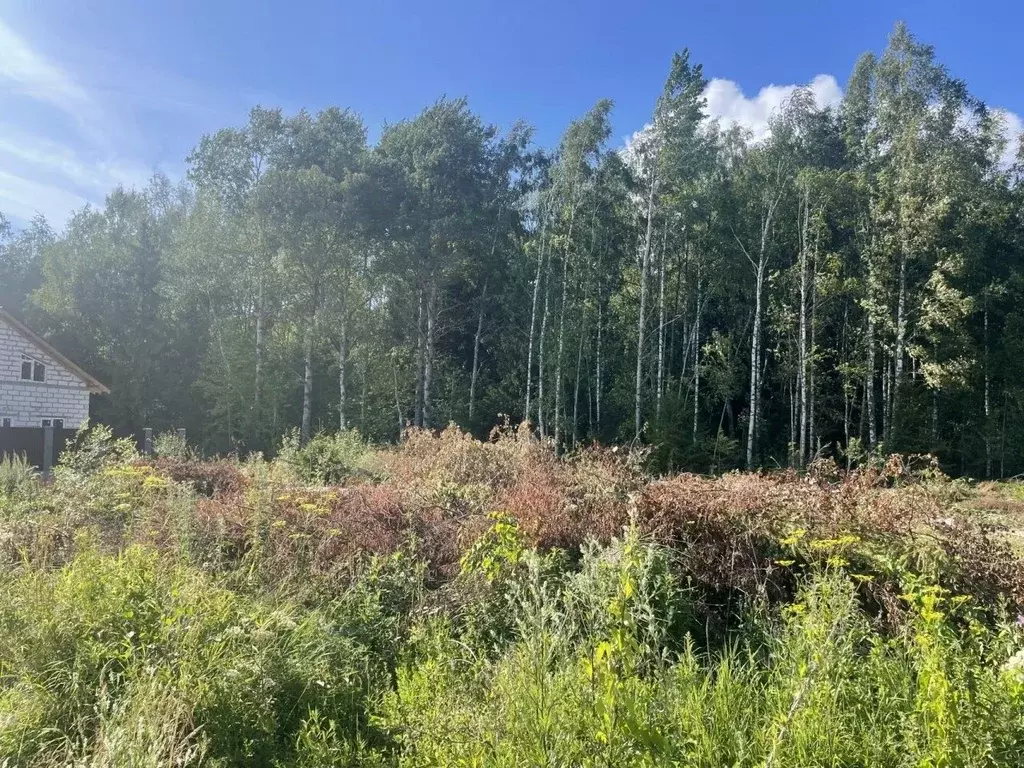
118;425;1024;621
6;425;1024;765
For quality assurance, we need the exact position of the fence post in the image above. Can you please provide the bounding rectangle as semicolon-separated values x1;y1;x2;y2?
42;425;54;476
143;428;153;457
176;428;186;445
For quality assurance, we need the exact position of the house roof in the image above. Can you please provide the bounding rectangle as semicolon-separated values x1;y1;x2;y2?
0;308;110;395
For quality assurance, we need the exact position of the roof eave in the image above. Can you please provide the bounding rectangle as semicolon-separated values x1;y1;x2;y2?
0;308;111;396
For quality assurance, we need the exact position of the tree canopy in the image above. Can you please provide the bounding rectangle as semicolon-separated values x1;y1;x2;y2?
4;23;1024;476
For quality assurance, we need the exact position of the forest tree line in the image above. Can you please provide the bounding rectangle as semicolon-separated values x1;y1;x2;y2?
2;23;1023;475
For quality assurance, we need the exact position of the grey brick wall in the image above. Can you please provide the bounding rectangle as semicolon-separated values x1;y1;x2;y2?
0;318;93;428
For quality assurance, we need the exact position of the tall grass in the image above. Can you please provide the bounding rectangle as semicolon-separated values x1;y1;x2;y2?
0;544;389;766
382;535;1024;766
0;425;1023;765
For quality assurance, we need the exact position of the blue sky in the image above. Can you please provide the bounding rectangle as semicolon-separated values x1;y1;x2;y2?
1;0;1021;228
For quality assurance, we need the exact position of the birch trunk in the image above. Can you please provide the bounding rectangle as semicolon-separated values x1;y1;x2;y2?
809;316;817;459
553;191;584;447
740;166;783;469
572;324;584;448
301;311;315;445
790;378;798;462
635;173;658;441
671;242;685;401
338;267;350;431
808;225;818;460
798;188;809;468
524;213;548;425
1001;391;1008;478
338;311;348;431
693;266;702;445
595;296;603;433
360;338;368;428
554;246;570;447
210;297;234;445
414;288;425;427
892;249;908;442
254;274;264;413
538;259;551;439
984;300;991;477
882;354;890;444
423;279;437;429
866;313;877;448
747;260;764;469
469;281;488;422
844;391;851;468
392;355;403;440
655;221;668;420
864;209;878;450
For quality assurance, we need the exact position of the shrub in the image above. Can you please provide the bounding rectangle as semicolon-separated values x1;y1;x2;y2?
278;429;375;486
147;456;248;497
57;424;139;477
153;430;190;460
379;564;1024;767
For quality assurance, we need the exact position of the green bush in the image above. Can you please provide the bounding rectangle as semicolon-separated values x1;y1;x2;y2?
57;424;139;478
377;562;1024;767
153;430;190;460
277;429;374;485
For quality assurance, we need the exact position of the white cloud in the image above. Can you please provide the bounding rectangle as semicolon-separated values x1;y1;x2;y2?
0;168;91;224
993;108;1023;170
703;74;843;142
0;128;151;192
0;17;97;120
0;16;118;226
646;73;1022;171
0;14;225;229
621;74;844;167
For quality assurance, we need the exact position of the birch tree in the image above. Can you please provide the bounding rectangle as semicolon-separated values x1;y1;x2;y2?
629;50;708;441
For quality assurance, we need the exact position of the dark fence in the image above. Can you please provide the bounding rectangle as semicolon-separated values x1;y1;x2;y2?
1;426;189;472
0;427;77;470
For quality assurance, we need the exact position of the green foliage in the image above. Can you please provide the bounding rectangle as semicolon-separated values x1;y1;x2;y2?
2;396;1024;765
648;400;742;474
3;23;1021;477
57;424;140;477
0;544;384;766
378;564;1024;767
153;430;190;460
277;428;374;485
0;453;36;501
459;512;524;583
4;18;1024;758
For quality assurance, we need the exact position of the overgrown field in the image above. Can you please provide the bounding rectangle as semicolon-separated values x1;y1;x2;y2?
2;425;1024;766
